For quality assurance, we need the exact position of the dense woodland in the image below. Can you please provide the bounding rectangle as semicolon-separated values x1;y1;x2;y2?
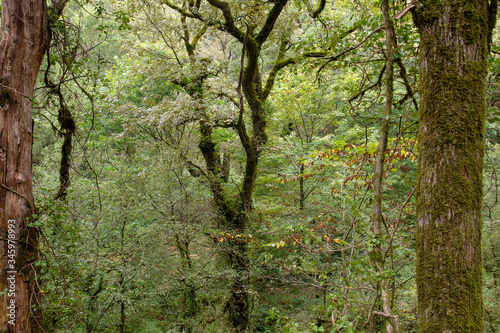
1;0;500;332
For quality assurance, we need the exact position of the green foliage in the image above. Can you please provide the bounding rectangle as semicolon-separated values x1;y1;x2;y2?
28;0;500;331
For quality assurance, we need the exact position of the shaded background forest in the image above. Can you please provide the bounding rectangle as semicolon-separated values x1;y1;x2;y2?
28;0;500;332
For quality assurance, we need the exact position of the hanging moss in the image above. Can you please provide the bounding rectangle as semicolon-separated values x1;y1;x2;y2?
55;101;76;200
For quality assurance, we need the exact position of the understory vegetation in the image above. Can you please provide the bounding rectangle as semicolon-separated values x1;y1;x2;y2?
28;0;500;332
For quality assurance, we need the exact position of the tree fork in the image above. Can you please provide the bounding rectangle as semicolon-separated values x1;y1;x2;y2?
177;1;289;330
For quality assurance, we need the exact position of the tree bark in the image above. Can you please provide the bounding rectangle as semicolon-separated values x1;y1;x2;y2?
299;163;305;210
168;1;289;330
0;1;49;331
0;0;67;331
370;0;398;331
412;1;496;331
201;2;288;330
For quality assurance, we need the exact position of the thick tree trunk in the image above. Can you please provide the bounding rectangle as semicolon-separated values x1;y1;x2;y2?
412;1;496;331
0;1;51;332
199;118;251;331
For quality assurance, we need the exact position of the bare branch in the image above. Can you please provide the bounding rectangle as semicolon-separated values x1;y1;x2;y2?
349;64;386;102
318;26;384;73
489;0;498;49
0;183;34;212
394;3;416;20
262;40;288;101
395;58;418;111
236;26;252;154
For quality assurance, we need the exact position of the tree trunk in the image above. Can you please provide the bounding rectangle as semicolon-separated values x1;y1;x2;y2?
0;0;68;331
0;1;51;331
412;1;496;331
370;0;398;331
299;163;305;210
170;2;288;330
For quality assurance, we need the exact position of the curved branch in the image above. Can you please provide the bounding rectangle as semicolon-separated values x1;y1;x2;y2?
182;155;208;179
349;64;386;102
311;0;327;18
318;26;384;73
394;3;416;20
236;27;252;154
48;0;70;25
191;24;208;51
395;58;418;111
0;183;34;212
255;0;289;45
206;0;246;42
163;0;203;19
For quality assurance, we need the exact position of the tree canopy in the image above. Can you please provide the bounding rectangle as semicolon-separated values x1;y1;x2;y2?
1;0;499;332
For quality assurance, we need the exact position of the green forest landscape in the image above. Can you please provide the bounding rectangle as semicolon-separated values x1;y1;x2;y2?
1;0;500;332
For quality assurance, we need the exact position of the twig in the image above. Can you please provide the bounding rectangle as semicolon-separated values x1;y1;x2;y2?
394;4;416;20
0;183;34;212
373;311;399;319
317;26;384;74
0;83;33;101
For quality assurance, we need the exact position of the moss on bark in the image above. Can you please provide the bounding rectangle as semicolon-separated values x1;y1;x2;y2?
412;1;495;331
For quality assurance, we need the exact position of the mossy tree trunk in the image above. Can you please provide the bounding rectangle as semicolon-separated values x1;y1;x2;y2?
198;1;289;330
412;1;497;331
0;0;68;332
168;13;250;328
169;1;291;329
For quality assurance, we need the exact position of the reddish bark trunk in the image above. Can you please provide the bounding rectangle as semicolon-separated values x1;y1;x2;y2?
0;1;50;331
